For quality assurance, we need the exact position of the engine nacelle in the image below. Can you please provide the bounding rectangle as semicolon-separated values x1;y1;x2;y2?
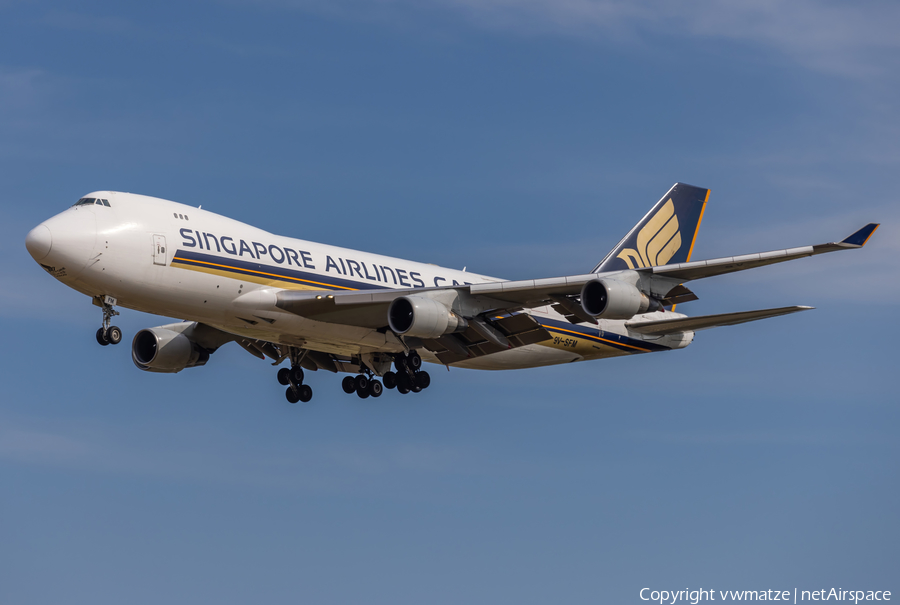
132;327;210;373
580;278;660;319
388;296;468;339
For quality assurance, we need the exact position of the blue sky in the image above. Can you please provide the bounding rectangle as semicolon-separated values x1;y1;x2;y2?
1;1;898;603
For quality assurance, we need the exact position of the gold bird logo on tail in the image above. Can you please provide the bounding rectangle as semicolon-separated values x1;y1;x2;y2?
616;199;682;269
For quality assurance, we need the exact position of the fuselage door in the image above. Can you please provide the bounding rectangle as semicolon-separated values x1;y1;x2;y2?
153;234;167;266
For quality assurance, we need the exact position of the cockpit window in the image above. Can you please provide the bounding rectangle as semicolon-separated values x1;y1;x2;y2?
72;197;111;207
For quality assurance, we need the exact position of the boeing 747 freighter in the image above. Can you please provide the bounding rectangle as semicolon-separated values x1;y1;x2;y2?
24;183;878;403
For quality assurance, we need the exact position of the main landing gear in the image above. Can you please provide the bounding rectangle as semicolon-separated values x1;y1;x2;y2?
278;358;312;404
95;296;122;346
382;350;430;396
341;374;384;399
338;350;431;399
276;349;432;404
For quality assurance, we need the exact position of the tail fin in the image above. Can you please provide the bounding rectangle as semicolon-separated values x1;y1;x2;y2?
592;183;709;273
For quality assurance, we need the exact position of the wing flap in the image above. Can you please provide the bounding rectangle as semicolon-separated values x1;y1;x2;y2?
427;314;551;364
626;306;813;336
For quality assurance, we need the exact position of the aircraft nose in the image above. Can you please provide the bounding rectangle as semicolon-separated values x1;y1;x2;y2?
26;224;53;261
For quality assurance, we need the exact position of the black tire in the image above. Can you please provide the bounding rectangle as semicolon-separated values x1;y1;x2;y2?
96;327;109;346
398;384;410;395
415;371;431;389
356;387;369;399
396;372;412;391
286;386;300;404
369;380;383;398
299;385;313;403
342;376;356;394
408;350;422;371
354;374;368;392
411;385;422;393
107;326;122;345
289;366;304;385
277;368;291;386
383;371;397;389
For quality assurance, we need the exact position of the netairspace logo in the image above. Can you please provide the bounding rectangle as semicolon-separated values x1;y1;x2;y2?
639;588;892;604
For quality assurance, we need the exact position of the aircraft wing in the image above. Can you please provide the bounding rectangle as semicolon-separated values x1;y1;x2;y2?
643;223;879;283
275;223;877;330
463;223;881;303
275;288;551;363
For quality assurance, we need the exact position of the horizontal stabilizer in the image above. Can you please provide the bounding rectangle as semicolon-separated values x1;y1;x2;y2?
625;306;813;336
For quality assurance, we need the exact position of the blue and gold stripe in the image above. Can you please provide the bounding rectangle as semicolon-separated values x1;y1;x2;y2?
535;316;670;353
172;250;666;354
171;249;376;291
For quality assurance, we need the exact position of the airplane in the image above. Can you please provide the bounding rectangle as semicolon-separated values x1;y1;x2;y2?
24;183;878;403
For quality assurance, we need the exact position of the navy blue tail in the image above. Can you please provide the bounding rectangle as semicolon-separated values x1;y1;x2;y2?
592;183;709;273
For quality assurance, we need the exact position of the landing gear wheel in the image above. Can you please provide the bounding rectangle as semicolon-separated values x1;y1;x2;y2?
356;387;370;399
342;376;356;394
289;366;304;385
97;296;120;347
354;375;369;392
415;371;430;389
368;380;383;398
277;368;291;386
383;371;397;389
397;372;412;392
411;384;422;393
285;386;301;404
298;384;313;403
398;384;410;395
106;326;122;345
408;350;422;371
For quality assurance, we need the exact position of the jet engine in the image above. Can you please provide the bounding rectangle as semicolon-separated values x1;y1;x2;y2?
132;326;210;373
580;278;661;319
387;296;468;339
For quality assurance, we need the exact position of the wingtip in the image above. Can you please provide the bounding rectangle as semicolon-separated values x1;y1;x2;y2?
841;223;880;247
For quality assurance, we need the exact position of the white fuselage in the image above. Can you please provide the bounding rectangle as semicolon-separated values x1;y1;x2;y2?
26;191;692;369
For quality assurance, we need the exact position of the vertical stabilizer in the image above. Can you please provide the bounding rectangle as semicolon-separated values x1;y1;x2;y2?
592;183;709;273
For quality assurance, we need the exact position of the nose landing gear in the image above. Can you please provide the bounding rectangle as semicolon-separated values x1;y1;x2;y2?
95;296;122;346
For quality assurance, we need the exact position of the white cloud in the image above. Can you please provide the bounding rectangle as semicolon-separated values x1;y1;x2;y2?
455;0;900;76
253;0;900;76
